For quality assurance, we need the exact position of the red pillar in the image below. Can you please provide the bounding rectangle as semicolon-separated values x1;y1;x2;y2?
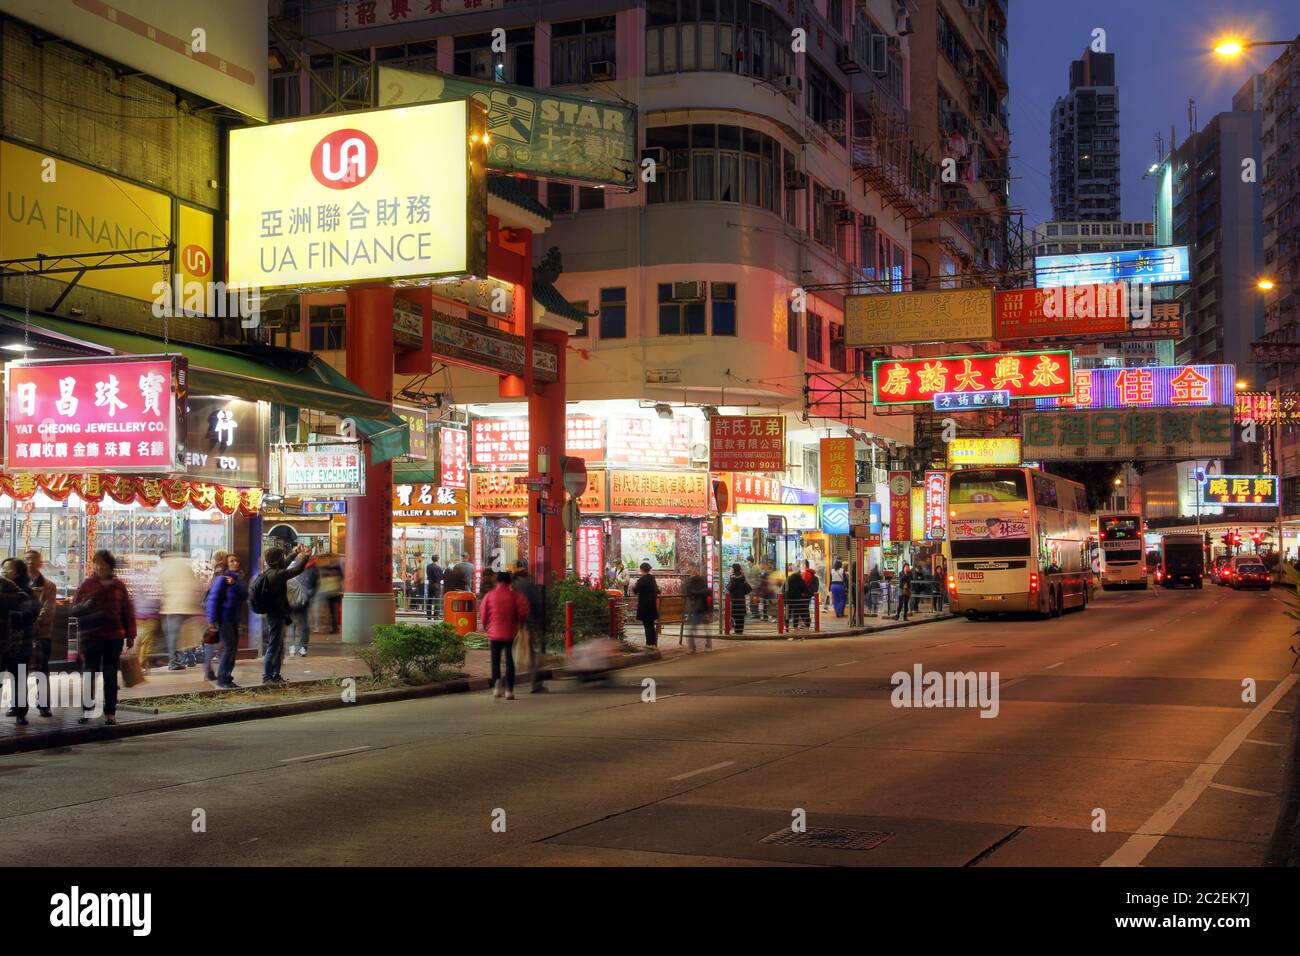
528;328;567;582
343;285;396;642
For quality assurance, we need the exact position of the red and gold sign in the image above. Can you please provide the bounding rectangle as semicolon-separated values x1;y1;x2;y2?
470;470;605;514
1235;391;1300;425
995;285;1128;340
923;470;947;540
0;472;262;516
888;470;912;543
727;473;781;504
708;415;785;472
439;427;468;489
872;350;1074;405
819;438;856;498
609;471;709;515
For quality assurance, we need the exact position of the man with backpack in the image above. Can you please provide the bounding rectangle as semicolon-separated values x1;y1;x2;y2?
287;554;319;658
250;544;311;685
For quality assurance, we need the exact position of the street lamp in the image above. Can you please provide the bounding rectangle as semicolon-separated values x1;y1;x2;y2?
1258;278;1276;291
1212;37;1293;57
1236;379;1249;390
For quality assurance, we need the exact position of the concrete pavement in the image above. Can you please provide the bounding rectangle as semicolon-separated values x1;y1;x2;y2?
0;583;1294;866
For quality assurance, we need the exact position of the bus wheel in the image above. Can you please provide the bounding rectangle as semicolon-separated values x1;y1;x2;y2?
1078;586;1088;611
1048;587;1060;618
965;610;980;622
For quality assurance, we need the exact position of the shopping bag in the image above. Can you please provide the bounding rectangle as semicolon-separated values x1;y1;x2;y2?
513;625;534;673
119;652;146;688
202;623;221;644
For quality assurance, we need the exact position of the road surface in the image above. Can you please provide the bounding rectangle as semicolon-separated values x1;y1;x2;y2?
1;583;1295;866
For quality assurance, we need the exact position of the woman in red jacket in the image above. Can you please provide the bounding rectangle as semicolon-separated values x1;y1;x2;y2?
479;571;529;700
73;550;137;725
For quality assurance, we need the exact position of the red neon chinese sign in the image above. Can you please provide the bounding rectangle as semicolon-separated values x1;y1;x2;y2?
872;350;1074;405
439;427;467;489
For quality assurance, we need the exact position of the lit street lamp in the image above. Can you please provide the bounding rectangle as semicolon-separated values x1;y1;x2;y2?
1213;37;1293;58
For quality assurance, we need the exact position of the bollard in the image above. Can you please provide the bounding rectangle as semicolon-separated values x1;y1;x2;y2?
777;594;785;635
608;597;619;640
723;593;732;635
814;597;821;632
564;601;574;655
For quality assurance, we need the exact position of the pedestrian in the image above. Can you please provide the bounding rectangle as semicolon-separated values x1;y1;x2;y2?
829;559;847;617
758;562;774;621
24;550;56;718
249;544;310;686
425;555;445;619
806;564;822;626
633;562;660;648
743;556;761;618
895;562;914;621
71;550;136;726
1;558;40;724
867;565;882;613
287;552;319;658
801;560;814;589
206;553;248;689
443;558;472;595
785;567;810;635
480;570;529;700
933;559;947;611
613;560;629;596
512;560;547;693
728;563;751;635
319;556;343;632
159;551;202;671
683;565;711;652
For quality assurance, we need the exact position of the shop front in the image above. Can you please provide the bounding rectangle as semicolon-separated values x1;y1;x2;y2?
606;470;711;595
392;477;469;607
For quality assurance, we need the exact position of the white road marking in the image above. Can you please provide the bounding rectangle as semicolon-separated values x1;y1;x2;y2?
279;746;373;763
1108;642;1119;647
1045;662;1064;670
1273;709;1293;715
240;837;260;844
667;760;736;781
1102;674;1298;867
1244;738;1284;747
1208;782;1274;798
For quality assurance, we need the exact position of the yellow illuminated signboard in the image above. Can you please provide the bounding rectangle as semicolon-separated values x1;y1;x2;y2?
0;141;172;301
228;100;487;290
846;288;995;347
947;437;1023;467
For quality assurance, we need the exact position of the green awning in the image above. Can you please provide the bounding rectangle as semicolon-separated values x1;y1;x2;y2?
0;308;409;463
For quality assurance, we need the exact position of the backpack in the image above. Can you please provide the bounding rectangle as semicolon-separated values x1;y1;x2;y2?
249;572;274;615
286;575;310;610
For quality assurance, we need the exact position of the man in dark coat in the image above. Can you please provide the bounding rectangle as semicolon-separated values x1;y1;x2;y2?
785;568;810;632
632;563;660;648
424;555;445;619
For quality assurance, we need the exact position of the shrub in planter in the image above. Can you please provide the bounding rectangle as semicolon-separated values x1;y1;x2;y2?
543;575;614;651
369;622;468;681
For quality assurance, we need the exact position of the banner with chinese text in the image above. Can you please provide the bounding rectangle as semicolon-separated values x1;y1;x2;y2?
439;427;468;488
845;288;995;347
1035;365;1234;409
819;437;856;497
708;415;785;472
609;471;709;515
994;284;1128;340
924;471;947;540
888;471;912;543
1022;407;1234;461
1200;475;1278;507
872;351;1074;405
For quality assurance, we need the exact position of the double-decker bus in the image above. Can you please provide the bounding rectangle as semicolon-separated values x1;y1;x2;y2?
1097;513;1148;589
944;466;1092;620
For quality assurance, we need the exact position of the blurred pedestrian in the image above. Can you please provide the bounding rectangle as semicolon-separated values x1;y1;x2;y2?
25;550;56;717
633;562;660;648
318;556;343;632
933;559;947;610
829;559;847;618
206;553;248;689
613;560;629;596
288;552;319;658
727;563;751;636
786;567;810;635
443;559;472;595
480;570;528;700
867;565;882;613
159;551;202;671
512;560;547;693
684;565;711;652
743;556;761;619
72;550;136;726
1;558;39;724
806;564;822;626
250;545;310;686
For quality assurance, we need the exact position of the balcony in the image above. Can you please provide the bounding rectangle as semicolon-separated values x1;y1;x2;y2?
850;92;936;223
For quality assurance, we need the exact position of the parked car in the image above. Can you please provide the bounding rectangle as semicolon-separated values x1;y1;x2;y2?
1228;556;1271;591
1211;555;1233;586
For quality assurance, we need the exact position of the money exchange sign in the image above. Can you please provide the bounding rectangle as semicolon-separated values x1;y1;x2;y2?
709;416;785;472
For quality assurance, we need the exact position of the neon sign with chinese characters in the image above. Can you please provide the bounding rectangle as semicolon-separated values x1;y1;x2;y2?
1035;365;1235;410
872;351;1073;406
1200;475;1278;507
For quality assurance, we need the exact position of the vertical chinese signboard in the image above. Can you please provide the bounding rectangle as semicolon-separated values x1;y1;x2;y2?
924;471;947;540
819;437;856;497
439;427;468;488
708;415;785;472
577;526;603;583
888;471;912;543
4;355;186;473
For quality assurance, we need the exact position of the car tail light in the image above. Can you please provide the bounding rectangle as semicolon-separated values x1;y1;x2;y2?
947;574;957;594
1156;569;1163;581
1029;572;1039;593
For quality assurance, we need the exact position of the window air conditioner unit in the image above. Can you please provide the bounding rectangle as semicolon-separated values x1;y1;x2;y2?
836;43;861;74
862;214;877;228
824;118;847;138
784;168;810;189
887;34;902;51
836;208;856;223
588;60;615;80
828;188;848;205
641;146;668;168
671;281;707;301
777;74;803;97
894;15;912;36
689;442;710;464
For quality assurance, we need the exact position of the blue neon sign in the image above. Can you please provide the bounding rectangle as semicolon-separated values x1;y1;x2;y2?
1034;245;1191;288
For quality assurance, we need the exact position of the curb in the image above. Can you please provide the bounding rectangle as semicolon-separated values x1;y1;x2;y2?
0;650;664;757
713;613;959;641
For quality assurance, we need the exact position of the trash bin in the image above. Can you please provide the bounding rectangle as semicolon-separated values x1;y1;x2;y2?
444;591;476;636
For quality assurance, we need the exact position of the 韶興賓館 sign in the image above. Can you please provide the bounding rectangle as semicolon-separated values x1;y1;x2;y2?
994;285;1128;340
873;350;1074;405
4;356;186;474
228;100;487;290
280;443;365;497
709;416;785;472
1022;407;1234;462
844;288;995;347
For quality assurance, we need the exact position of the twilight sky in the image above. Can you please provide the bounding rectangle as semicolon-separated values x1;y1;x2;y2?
1006;0;1300;228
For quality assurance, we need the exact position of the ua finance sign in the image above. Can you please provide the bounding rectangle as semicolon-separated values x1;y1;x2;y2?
228;100;487;290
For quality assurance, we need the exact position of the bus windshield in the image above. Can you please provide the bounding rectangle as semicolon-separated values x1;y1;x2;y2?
1100;517;1141;539
949;469;1028;504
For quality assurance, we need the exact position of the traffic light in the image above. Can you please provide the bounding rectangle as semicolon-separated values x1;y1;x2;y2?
1251;529;1264;552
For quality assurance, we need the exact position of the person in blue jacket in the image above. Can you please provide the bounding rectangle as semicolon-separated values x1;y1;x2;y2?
205;553;248;689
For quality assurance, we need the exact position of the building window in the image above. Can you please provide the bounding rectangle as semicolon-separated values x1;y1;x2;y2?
711;282;736;336
783;149;799;227
546;182;574;213
599;287;626;339
829;322;846;371
308;305;346;351
806;61;847;144
645;0;793;83
787;300;799;352
806;311;823;363
658;282;706;335
453;29;535;86
811;183;835;248
645;123;782;215
578;186;606;210
551;16;616;85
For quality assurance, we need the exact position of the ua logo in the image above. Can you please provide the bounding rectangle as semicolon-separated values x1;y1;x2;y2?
311;129;377;188
182;244;211;278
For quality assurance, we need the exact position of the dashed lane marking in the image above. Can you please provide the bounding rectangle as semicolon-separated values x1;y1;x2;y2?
667;760;736;782
1208;782;1274;798
278;746;374;763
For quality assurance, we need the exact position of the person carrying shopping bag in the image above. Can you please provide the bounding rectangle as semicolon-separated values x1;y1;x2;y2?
480;571;529;700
